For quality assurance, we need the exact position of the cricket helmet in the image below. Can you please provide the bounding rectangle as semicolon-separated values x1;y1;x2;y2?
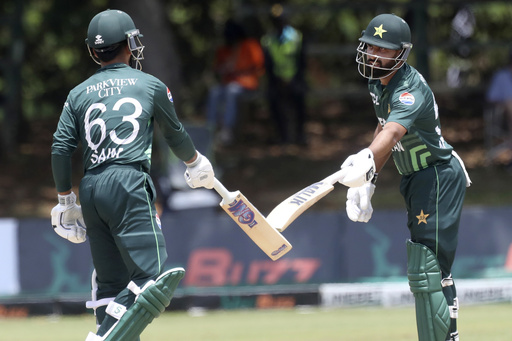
85;9;145;70
356;13;413;79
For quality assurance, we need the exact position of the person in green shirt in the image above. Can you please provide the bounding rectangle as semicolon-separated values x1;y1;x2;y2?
338;14;471;341
50;9;215;340
261;3;307;145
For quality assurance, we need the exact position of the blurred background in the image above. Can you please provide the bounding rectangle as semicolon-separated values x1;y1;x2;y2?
1;0;512;317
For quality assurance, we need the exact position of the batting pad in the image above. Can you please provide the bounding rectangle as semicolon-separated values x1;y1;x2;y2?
406;240;450;341
86;267;185;341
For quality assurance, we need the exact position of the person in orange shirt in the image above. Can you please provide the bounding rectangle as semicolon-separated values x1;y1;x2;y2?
206;19;264;145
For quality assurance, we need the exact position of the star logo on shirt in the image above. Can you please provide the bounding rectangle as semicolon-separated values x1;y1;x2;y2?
416;210;429;225
374;24;387;38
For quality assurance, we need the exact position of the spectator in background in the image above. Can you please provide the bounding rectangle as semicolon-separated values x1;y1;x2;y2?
485;50;512;165
206;19;265;146
446;5;476;88
486;51;512;136
261;3;307;145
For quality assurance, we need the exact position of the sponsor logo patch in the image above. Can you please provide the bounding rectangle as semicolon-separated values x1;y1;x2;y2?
155;213;162;229
289;182;322;206
167;87;173;102
399;92;415;105
228;197;258;228
94;35;104;45
271;244;289;256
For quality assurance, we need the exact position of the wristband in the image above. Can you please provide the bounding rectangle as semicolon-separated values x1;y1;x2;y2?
58;192;77;207
184;152;202;168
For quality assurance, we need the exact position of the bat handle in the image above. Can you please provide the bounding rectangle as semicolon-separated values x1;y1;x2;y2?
326;169;348;185
213;178;238;204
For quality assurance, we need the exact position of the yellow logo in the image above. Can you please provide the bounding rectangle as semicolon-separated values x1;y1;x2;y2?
416;210;429;225
374;24;387;39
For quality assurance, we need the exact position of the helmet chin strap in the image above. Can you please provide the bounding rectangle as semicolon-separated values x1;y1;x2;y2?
86;31;144;70
87;46;102;66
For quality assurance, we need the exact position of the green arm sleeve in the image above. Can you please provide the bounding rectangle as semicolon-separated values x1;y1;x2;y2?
52;153;73;193
153;84;196;161
165;127;197;162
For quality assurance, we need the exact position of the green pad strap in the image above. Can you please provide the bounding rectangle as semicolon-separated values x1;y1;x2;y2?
407;240;450;341
98;267;185;341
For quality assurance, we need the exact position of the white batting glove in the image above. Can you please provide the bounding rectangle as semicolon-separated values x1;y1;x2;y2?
184;151;215;189
51;192;87;243
339;148;376;188
346;182;376;223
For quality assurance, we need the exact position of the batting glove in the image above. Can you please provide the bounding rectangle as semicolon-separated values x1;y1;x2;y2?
51;192;87;243
184;151;215;189
346;182;376;223
339;148;376;188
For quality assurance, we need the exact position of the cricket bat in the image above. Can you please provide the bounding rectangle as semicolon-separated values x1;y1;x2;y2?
213;178;292;261
266;169;346;232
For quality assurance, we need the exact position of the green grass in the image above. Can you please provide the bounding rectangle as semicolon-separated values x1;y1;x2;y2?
1;304;511;340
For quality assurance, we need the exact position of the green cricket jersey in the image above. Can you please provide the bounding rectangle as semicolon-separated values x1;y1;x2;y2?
52;63;196;190
368;64;453;175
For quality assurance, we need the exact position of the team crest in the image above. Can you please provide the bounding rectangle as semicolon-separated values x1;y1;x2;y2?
416;210;429;225
166;87;173;102
373;24;387;38
399;92;415;105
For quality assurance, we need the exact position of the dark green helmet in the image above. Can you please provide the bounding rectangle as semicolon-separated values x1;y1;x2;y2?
85;9;145;70
356;14;413;79
359;13;411;50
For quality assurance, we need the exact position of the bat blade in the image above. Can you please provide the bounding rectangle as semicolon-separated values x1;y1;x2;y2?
266;170;345;232
214;179;292;261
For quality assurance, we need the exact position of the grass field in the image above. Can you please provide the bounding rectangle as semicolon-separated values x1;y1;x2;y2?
0;303;510;341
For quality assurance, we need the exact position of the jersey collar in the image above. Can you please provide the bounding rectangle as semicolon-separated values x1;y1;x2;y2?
385;63;409;90
97;63;131;72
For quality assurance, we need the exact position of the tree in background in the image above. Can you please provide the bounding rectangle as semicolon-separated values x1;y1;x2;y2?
2;0;512;158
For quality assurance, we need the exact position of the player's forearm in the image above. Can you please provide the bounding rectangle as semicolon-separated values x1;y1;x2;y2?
51;153;73;193
369;137;395;171
167;134;197;162
369;124;403;172
373;149;392;173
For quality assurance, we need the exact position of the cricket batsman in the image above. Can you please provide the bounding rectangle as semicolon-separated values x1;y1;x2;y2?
51;9;215;340
338;13;471;341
